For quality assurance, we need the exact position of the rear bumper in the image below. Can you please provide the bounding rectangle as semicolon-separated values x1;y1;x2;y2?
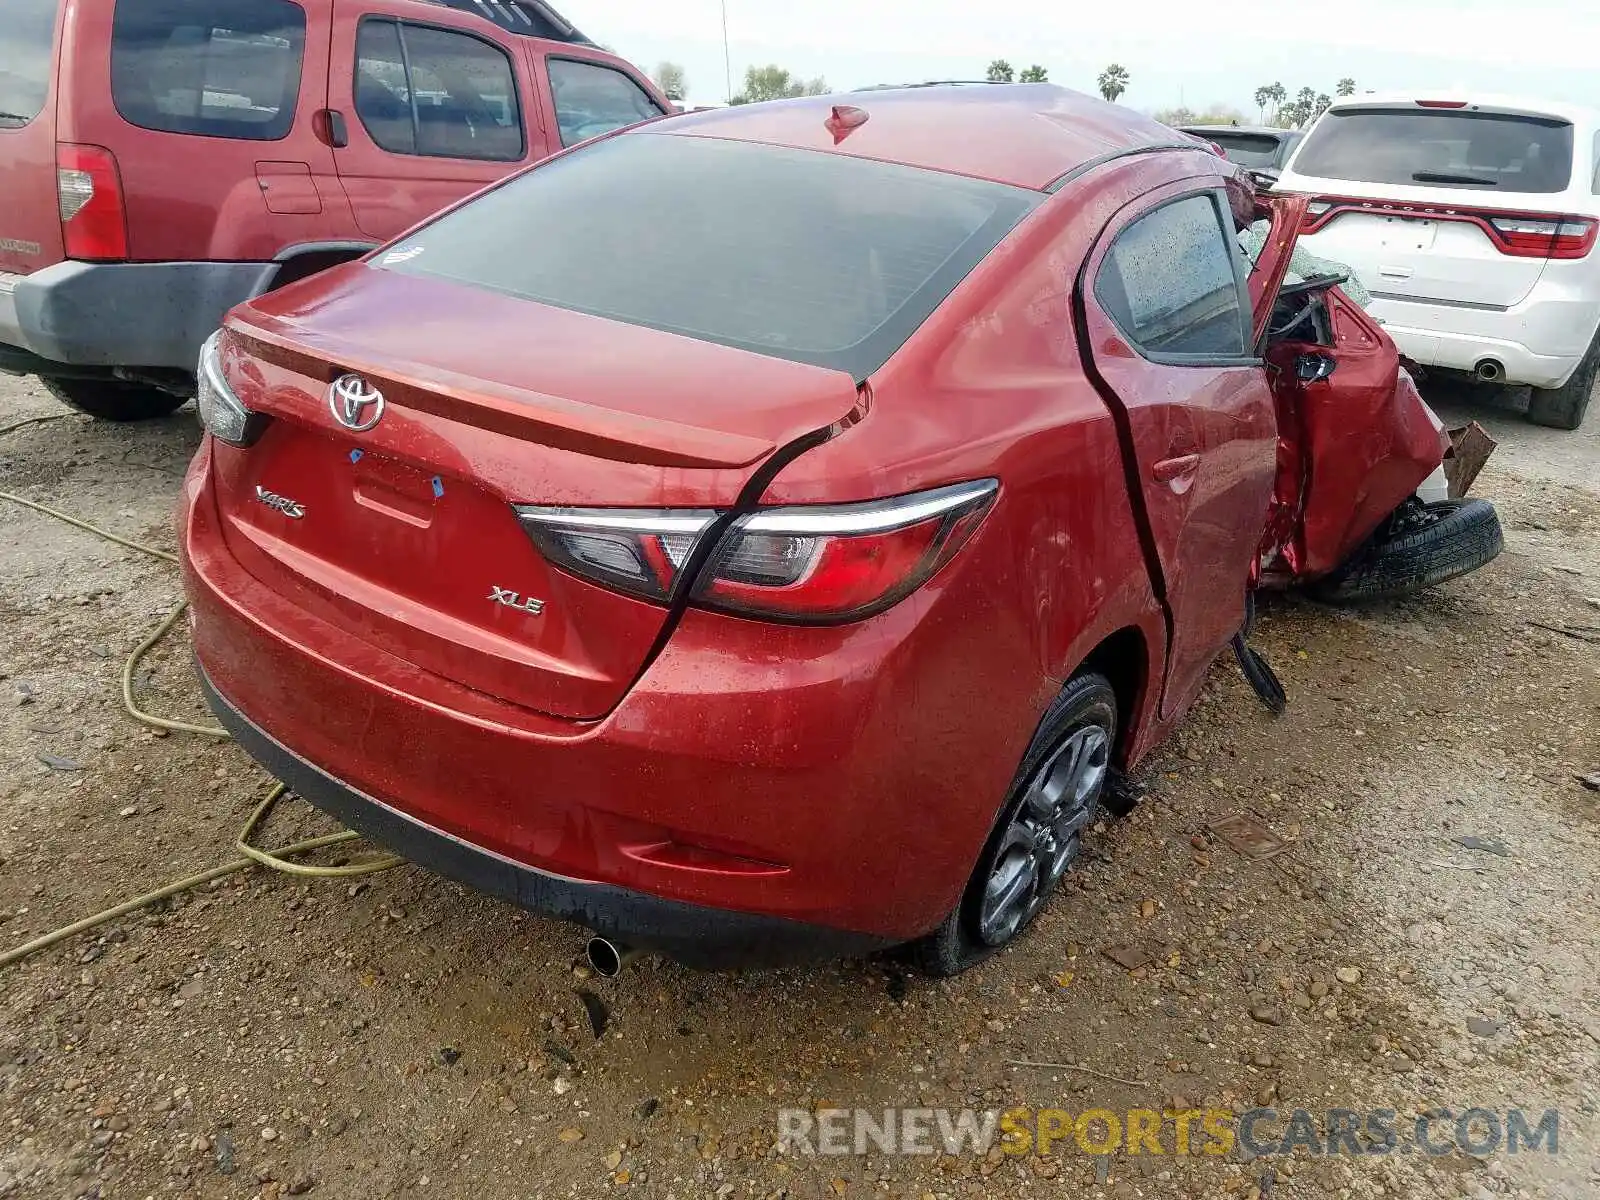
201;670;889;969
179;439;1041;963
1368;290;1600;390
0;260;271;374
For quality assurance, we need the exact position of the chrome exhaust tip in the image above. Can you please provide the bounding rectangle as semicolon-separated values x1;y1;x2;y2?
585;936;638;978
1474;359;1504;383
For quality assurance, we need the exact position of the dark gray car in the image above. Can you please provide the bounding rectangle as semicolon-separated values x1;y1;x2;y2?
1177;125;1303;188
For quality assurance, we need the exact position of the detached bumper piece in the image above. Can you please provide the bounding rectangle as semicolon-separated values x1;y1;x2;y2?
200;671;892;970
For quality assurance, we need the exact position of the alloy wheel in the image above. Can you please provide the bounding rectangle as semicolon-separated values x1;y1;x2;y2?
976;723;1109;946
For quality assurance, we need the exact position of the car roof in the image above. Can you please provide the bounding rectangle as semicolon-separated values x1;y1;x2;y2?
1179;125;1298;138
653;84;1199;191
423;0;593;42
1324;91;1600;127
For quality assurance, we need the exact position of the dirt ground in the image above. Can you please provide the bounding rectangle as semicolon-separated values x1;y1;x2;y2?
1;372;1597;1200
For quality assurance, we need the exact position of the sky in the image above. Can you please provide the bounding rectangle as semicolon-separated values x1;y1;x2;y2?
562;0;1600;115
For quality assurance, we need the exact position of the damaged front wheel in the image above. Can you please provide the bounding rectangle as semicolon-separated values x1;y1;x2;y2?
1309;498;1503;603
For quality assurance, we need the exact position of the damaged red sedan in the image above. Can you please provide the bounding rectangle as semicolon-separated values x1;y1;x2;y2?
180;85;1499;975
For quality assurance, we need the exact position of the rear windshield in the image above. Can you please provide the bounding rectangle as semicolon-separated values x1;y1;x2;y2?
1293;108;1574;193
381;133;1040;379
111;0;306;141
0;0;60;128
1207;133;1288;169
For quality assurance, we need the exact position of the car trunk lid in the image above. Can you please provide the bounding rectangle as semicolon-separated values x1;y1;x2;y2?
210;265;864;720
0;0;66;276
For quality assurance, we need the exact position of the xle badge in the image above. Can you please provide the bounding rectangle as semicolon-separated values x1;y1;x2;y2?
489;586;545;616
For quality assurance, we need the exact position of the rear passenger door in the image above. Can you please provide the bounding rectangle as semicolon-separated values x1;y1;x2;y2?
1080;182;1279;719
531;53;665;150
329;9;547;242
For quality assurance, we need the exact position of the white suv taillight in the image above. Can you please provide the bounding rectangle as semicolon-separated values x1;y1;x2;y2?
516;479;998;623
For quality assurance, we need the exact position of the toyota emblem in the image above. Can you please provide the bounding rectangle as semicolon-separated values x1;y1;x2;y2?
328;373;385;431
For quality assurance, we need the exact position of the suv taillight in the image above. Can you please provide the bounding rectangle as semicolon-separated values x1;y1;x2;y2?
57;144;129;261
1486;215;1597;260
516;480;998;624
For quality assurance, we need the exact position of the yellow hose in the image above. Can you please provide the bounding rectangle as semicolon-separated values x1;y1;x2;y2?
0;486;401;970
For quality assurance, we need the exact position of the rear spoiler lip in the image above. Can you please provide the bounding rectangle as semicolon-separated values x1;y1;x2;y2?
227;318;782;471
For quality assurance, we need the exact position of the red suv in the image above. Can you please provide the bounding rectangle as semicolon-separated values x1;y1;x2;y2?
181;87;1490;974
0;0;667;421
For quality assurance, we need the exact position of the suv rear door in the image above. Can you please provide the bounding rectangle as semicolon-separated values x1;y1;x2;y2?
330;6;549;242
0;0;66;276
1284;104;1584;309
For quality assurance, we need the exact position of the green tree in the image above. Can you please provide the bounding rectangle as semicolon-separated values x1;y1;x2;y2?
1314;92;1333;120
652;61;687;103
986;59;1014;83
1337;77;1356;97
1097;63;1130;103
1265;81;1287;124
729;65;830;105
1253;85;1274;124
1018;64;1048;83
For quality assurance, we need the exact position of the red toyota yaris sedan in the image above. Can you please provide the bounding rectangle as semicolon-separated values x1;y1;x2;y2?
182;85;1462;974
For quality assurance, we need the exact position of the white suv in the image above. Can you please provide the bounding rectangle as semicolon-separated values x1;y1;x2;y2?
1276;93;1600;429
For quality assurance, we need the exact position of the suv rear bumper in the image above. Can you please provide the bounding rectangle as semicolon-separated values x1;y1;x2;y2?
1368;291;1600;390
0;260;272;374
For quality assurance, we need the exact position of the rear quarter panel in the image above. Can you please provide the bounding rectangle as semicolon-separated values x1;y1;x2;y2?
762;167;1184;856
56;0;355;261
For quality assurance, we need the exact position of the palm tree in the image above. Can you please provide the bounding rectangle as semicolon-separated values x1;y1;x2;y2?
986;60;1014;84
1254;85;1273;124
1314;93;1333;120
1098;63;1129;103
1337;77;1356;97
1266;81;1287;125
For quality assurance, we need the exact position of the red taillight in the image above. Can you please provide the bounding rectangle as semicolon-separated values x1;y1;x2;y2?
1300;196;1596;260
57;143;128;261
1486;215;1597;259
516;480;999;624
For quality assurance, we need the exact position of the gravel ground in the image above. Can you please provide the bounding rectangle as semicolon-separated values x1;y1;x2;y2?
1;372;1597;1200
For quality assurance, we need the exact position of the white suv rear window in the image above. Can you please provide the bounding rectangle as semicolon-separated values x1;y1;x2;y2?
1294;108;1574;194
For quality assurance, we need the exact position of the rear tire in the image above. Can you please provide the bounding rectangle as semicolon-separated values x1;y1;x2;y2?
907;673;1117;978
1527;332;1598;430
42;377;187;423
1310;498;1502;603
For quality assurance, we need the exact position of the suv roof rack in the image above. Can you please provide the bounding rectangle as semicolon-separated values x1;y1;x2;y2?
427;0;594;44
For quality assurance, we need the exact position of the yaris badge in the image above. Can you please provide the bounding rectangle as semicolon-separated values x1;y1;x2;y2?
328;373;385;431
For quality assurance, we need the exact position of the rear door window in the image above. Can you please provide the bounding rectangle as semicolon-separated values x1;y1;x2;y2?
0;0;59;128
1293;108;1574;194
1097;193;1249;359
110;0;306;140
354;19;524;161
547;58;663;147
